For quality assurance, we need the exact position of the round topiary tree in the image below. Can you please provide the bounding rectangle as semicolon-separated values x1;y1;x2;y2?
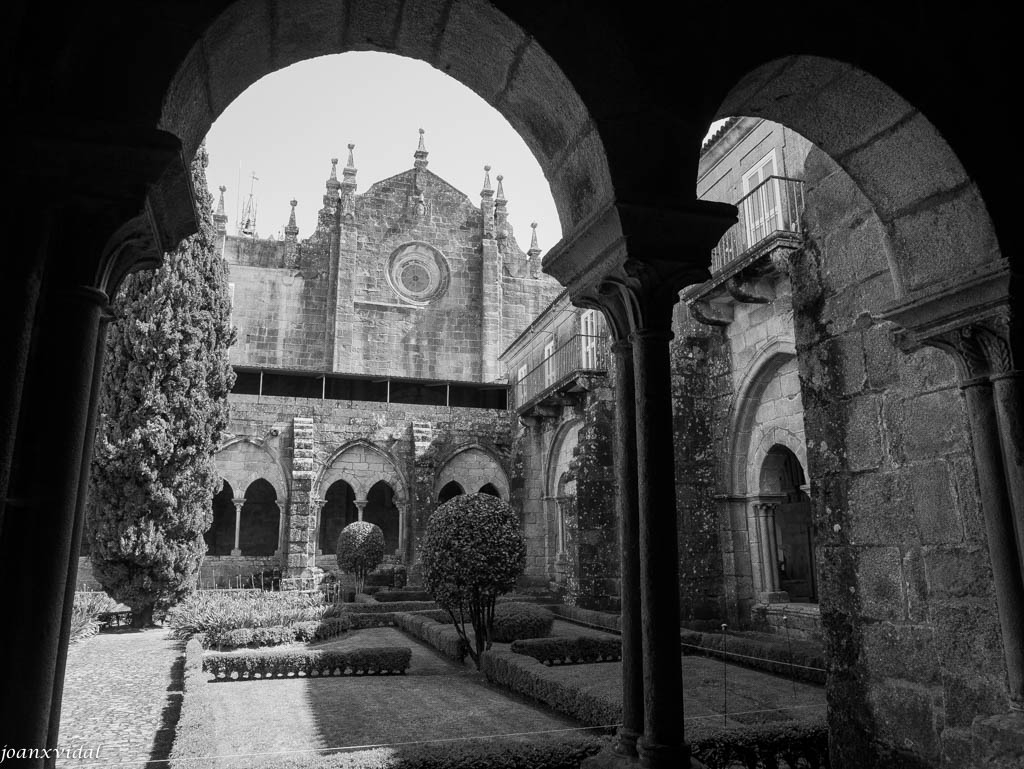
421;492;526;668
336;521;385;595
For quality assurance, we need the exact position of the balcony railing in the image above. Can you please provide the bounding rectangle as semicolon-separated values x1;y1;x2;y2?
710;176;805;274
511;331;608;411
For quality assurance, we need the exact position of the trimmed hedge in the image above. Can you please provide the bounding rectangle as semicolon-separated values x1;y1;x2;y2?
204;647;411;680
546;604;621;633
340;601;438;613
203;617;352;649
491;602;553;642
168;639;218;769
690;721;829;769
480;650;619;727
374;590;433;602
243;735;608;768
680;629;826;684
394;612;467;663
511;636;621;665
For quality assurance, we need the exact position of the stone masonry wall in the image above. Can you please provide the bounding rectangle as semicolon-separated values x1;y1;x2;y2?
794;147;1005;768
209;394;514;576
671;307;730;622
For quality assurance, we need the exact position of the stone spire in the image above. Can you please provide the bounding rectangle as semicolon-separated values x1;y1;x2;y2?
285;199;298;237
326;157;340;192
528;222;541;258
284;199;299;268
213;185;228;234
480;165;494;239
494;174;508;240
480;165;493;199
342;144;357;189
414;128;429;170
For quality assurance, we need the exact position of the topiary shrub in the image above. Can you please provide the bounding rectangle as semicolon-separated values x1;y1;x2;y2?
491;602;554;642
336;521;385;595
421;492;526;668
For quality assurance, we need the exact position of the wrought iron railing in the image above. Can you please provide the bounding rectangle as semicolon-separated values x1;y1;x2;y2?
710;176;805;273
511;331;608;411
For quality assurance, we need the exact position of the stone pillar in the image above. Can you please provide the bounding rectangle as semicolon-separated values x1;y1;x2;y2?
753;501;783;596
961;378;1024;708
277;497;290;557
0;284;107;760
310;495;323;556
631;323;687;767
289;417;317;577
355;499;367;522
231;497;244;556
397;499;407;558
611;339;643;758
991;372;1024;561
579;257;710;769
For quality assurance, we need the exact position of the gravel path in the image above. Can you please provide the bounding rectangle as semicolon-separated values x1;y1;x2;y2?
56;629;184;768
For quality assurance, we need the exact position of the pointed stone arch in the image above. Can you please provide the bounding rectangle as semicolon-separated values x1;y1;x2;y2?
316;439;406;503
434;443;509;501
214;437;289;502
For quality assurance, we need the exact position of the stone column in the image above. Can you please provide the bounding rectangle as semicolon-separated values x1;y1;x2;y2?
397;499;407;558
0;284;107;759
276;497;290;558
631;322;687;768
355;498;367;522
925;318;1024;710
312;495;324;556
231;497;245;556
580;259;704;768
611;339;643;758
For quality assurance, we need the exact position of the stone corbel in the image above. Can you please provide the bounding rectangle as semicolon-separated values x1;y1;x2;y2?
688;297;734;326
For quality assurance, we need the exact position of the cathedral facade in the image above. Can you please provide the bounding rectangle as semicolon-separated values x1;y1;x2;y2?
201;132;562;585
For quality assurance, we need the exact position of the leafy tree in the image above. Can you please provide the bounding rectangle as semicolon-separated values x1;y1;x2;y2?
86;143;236;627
421;493;526;668
336;521;385;595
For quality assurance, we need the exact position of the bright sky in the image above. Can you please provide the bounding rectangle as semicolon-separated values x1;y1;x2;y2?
205;51;561;254
205;52;730;256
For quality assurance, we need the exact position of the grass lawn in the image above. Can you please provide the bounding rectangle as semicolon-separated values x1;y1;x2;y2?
204;627;586;767
200;619;825;766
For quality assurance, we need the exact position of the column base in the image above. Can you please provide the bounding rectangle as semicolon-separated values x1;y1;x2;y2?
613;727;640;758
230;548;241;556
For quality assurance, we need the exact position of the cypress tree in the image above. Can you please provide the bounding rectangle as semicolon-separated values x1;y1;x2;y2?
87;143;236;627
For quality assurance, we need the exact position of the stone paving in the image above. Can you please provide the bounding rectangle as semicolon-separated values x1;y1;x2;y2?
56;629;184;768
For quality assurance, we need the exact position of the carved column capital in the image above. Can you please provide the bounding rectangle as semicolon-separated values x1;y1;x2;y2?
576;258;704;341
922;311;1020;382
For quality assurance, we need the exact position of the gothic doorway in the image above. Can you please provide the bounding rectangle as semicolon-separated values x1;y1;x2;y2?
758;445;816;602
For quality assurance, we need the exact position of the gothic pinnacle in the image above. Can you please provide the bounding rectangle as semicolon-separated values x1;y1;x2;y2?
342;144;358;189
326;157;340;190
495;174;506;206
481;165;493;197
285;199;298;235
528;221;541;257
414;128;429;170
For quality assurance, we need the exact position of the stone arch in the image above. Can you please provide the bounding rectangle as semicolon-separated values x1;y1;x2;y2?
545;418;583;498
239;478;280;556
437;481;464;504
478;483;501;497
747;426;809;503
434;444;509;502
157;1;614;236
714;55;1002;298
726;340;802;497
365;480;401;554
214;437;289;503
317;440;406;503
205;479;236;556
318;480;357;556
